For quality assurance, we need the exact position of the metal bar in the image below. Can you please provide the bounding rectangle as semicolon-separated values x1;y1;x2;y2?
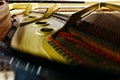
20;3;60;26
102;3;120;11
61;3;98;30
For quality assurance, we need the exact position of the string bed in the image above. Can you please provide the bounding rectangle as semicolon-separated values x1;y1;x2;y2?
46;12;120;72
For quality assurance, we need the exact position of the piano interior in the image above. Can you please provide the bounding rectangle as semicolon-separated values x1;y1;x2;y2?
0;1;120;80
10;1;120;71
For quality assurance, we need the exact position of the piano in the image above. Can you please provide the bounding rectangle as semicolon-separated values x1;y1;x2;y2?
0;0;120;80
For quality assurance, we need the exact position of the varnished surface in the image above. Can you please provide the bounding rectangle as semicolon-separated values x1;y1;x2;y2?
0;1;12;40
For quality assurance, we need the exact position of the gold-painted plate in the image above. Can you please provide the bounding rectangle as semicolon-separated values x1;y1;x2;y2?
11;11;66;62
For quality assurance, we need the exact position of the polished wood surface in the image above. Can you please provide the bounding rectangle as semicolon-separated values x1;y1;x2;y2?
0;1;12;40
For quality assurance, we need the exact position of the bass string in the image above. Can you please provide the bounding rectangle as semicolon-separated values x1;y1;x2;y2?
55;35;95;65
48;36;87;65
76;15;120;52
68;27;120;63
59;32;120;63
48;40;75;64
75;21;119;53
77;20;120;47
83;13;120;46
55;34;103;66
48;31;120;71
59;32;120;71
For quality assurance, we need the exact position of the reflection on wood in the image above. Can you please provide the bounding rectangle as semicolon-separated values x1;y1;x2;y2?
0;1;12;40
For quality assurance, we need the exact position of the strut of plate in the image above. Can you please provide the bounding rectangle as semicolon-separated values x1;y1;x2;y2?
42;3;120;73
